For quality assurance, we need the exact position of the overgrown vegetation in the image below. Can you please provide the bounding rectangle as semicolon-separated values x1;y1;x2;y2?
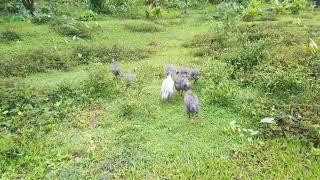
184;0;320;146
0;48;73;77
51;18;93;38
1;0;320;178
73;44;152;64
124;21;164;32
0;30;20;41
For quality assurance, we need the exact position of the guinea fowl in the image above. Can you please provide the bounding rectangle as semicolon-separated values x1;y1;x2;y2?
177;67;200;82
165;64;176;76
111;59;123;78
177;67;191;78
174;73;191;95
123;68;136;88
184;89;200;120
190;68;200;83
161;74;174;100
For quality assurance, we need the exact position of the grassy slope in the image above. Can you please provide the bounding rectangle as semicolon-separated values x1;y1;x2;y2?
1;8;320;179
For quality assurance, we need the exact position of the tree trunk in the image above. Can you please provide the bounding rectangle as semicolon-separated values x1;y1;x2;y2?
22;0;35;15
317;0;320;7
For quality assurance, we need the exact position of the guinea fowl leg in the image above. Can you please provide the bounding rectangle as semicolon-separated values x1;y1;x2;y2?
191;118;195;125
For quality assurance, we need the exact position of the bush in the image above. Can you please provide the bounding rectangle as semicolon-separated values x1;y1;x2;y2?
288;0;307;14
119;96;139;118
1;30;20;41
242;0;262;22
201;60;234;85
185;32;231;57
225;39;270;71
73;44;151;64
125;21;164;32
0;48;74;77
183;33;215;48
203;81;240;107
0;79;84;133
30;13;52;24
81;66;121;99
145;6;163;19
0;79;90;174
78;10;97;21
254;65;306;95
51;18;93;38
272;0;288;14
109;0;130;14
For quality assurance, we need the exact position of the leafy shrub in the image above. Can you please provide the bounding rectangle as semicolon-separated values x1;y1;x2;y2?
73;45;93;64
119;96;139;118
258;96;320;145
73;44;151;64
125;21;164;32
288;0;307;14
201;60;234;85
0;77;92;175
82;66;121;99
225;39;270;71
78;10;97;21
273;0;288;14
0;79;84;132
242;0;262;22
203;81;240;107
31;13;52;24
254;65;306;95
1;30;20;41
0;48;74;77
51;18;93;38
237;23;280;42
183;33;215;48
102;0;130;14
145;6;163;19
185;32;231;57
255;13;278;21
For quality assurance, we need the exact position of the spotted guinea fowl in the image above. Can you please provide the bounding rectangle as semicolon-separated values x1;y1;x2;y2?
165;64;176;76
123;68;136;88
174;73;191;95
161;74;174;100
184;89;200;120
177;67;200;82
111;59;123;78
190;68;200;83
177;67;191;77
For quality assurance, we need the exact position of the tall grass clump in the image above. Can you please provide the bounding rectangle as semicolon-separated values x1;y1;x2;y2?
125;21;164;32
0;48;74;77
225;39;270;71
1;30;20;41
51;18;93;38
81;66;121;99
73;44;151;64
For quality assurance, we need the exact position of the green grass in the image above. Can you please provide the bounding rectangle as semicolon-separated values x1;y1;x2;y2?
1;3;320;179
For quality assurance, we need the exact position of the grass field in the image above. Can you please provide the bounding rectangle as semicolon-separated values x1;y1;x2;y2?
1;1;320;179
